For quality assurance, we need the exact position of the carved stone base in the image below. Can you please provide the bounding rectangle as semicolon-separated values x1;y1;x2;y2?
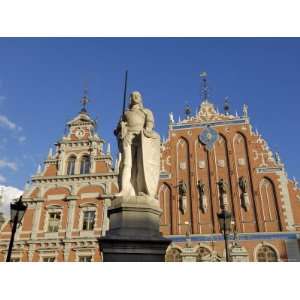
99;195;171;262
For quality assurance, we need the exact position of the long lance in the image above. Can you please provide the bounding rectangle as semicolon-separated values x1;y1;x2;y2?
122;70;128;117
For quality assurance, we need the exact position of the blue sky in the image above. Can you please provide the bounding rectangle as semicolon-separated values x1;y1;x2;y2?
0;38;299;190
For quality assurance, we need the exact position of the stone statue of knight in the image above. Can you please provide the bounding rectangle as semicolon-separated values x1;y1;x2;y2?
114;91;160;198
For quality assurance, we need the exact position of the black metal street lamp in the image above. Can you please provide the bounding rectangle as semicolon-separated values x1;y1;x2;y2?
217;209;232;262
6;196;27;262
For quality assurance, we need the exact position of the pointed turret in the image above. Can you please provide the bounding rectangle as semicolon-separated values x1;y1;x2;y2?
31;89;114;180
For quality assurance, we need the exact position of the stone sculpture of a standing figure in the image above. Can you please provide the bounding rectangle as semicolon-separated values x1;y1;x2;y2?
239;176;250;211
197;180;208;213
217;178;229;210
178;180;188;215
114;91;161;198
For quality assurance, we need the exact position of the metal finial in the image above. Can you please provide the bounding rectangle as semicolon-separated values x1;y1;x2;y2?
224;97;230;115
184;103;191;119
81;85;89;113
200;71;209;101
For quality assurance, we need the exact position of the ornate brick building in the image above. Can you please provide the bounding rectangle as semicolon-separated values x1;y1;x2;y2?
159;77;300;262
1;79;300;262
0;96;117;262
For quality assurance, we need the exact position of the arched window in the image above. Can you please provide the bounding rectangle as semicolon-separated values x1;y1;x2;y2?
165;248;182;262
80;156;91;174
257;245;278;262
196;247;211;262
67;156;76;175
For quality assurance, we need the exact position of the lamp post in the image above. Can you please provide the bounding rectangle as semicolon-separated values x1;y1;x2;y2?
217;209;232;262
6;196;27;262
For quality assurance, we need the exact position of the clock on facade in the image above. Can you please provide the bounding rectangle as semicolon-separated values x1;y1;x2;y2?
199;126;219;151
75;129;85;139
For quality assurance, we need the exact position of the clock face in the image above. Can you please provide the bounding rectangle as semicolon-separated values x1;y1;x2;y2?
75;129;85;139
199;126;218;151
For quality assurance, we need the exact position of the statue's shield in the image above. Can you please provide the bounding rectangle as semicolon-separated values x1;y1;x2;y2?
141;132;161;197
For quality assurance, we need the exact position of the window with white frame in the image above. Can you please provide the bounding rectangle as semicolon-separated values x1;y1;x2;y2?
47;212;61;233
43;257;56;262
80;155;91;174
82;211;96;231
79;256;92;262
67;156;76;175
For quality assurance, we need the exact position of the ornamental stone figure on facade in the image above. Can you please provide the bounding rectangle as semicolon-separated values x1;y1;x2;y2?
177;180;188;215
197;180;208;213
239;176;248;194
217;178;229;209
114;91;161;198
239;176;250;211
217;178;228;195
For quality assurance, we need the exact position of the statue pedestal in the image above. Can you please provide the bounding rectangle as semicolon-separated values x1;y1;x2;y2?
99;196;171;262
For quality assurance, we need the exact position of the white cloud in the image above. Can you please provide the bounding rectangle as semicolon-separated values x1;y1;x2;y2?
0;115;26;144
18;136;26;143
0;185;23;217
0;160;18;171
0;115;17;130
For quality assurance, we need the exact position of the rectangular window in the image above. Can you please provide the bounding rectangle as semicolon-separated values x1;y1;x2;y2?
79;256;92;262
82;211;96;231
67;158;76;175
43;257;56;262
11;258;20;262
47;212;61;233
80;156;91;174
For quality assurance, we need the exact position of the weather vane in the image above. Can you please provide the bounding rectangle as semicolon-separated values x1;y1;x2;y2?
81;83;89;113
200;71;209;101
184;103;191;119
224;96;230;115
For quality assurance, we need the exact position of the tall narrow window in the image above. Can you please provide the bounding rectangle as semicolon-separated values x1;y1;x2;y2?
47;212;61;233
80;156;91;174
257;245;278;262
82;211;96;231
67;156;76;175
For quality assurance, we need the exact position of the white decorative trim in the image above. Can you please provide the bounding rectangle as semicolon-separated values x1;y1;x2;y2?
179;162;187;170
81;192;100;199
47;194;66;200
198;161;206;169
79;202;97;208
238;158;246;166
45;204;63;210
31;202;43;240
277;171;295;231
65;200;76;239
217;160;225;168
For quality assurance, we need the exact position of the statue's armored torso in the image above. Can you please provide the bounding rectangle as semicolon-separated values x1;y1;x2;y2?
124;108;146;134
